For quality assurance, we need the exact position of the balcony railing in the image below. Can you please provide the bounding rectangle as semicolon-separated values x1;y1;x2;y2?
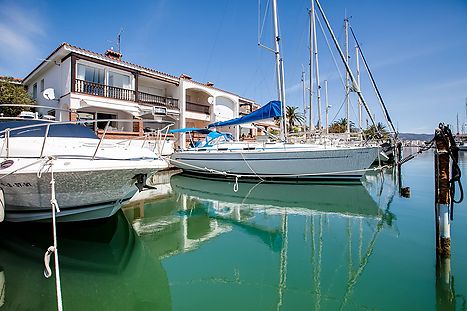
138;91;179;110
75;79;179;110
75;79;135;101
186;101;210;114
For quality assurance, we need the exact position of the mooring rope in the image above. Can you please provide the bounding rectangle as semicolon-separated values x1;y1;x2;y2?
39;157;63;311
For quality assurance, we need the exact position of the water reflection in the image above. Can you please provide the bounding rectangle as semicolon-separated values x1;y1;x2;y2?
0;212;171;310
124;174;397;310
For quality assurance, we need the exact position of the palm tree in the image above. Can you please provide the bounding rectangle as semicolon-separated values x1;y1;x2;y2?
328;118;354;133
364;122;388;139
286;106;304;132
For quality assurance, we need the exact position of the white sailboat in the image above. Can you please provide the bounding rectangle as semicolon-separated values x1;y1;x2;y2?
170;0;379;181
0;119;168;222
170;102;378;180
171;0;379;180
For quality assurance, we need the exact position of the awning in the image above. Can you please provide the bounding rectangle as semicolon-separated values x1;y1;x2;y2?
76;99;141;116
208;100;282;128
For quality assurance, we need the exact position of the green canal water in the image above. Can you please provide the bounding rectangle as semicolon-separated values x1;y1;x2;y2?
0;149;466;310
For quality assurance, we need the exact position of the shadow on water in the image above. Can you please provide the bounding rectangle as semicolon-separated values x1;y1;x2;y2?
0;212;171;310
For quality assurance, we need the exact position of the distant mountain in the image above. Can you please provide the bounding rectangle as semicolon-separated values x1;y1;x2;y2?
398;133;434;141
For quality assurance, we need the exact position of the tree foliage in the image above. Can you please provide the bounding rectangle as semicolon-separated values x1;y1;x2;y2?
286;106;304;132
328;118;354;133
364;122;388;139
0;79;34;116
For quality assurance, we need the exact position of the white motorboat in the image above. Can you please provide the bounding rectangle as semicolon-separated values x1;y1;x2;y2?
170;101;380;181
0;120;168;222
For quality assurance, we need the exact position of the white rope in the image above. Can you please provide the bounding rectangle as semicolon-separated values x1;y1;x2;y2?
233;176;239;193
239;152;265;182
39;157;63;311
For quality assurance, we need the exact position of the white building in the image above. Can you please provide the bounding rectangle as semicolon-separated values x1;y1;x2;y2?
22;43;253;147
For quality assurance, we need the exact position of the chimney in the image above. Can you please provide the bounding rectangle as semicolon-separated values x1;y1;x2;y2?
180;73;192;80
206;81;214;87
105;49;123;60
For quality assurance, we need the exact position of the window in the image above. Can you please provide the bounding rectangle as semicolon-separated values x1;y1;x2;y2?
108;71;131;89
32;83;37;99
77;64;104;84
96;113;117;130
40;79;44;92
77;112;95;130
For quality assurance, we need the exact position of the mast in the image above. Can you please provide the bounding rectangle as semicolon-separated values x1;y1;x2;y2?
314;0;379;132
344;17;350;134
312;0;322;130
302;66;307;132
271;0;287;141
308;8;314;135
356;45;362;131
325;80;329;134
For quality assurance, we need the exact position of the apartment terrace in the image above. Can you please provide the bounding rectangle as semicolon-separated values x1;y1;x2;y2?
75;79;179;110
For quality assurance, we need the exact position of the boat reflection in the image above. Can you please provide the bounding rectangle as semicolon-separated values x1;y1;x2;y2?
0;212;171;310
171;174;383;218
123;173;396;310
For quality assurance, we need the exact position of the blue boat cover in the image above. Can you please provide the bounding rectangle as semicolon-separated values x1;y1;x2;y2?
170;127;213;134
208;100;282;128
0;120;98;139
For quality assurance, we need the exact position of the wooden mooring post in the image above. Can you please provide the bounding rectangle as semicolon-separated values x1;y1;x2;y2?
433;124;462;309
434;127;452;257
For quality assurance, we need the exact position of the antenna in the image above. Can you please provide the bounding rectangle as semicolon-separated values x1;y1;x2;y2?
117;28;124;53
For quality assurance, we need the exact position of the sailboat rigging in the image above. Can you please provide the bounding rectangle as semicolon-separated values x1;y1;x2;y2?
169;0;380;181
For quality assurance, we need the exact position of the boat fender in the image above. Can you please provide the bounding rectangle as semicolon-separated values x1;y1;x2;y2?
0;188;4;223
0;268;4;308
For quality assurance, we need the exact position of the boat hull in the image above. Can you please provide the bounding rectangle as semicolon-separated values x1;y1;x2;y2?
171;145;379;180
0;158;165;222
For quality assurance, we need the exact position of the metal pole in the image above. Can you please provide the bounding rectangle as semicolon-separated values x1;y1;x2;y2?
312;1;322;130
308;8;314;135
344;17;350;135
302;67;307;132
356;45;362;131
325;80;329;135
271;0;287;140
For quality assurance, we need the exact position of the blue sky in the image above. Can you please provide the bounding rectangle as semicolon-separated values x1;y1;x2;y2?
1;0;467;133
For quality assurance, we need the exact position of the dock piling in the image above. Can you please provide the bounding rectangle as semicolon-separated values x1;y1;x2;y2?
434;126;451;258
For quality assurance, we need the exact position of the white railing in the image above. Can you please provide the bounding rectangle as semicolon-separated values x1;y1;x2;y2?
0;118;174;160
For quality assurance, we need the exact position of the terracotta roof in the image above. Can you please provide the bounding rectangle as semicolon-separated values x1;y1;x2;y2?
0;76;23;84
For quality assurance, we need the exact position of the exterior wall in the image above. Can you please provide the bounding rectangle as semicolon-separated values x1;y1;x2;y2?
60;57;72;99
179;80;241;145
22;45;251;149
26;62;62;117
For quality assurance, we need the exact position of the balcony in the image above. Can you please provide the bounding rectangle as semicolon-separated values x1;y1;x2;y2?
75;79;179;110
186;101;210;114
138;91;179;110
